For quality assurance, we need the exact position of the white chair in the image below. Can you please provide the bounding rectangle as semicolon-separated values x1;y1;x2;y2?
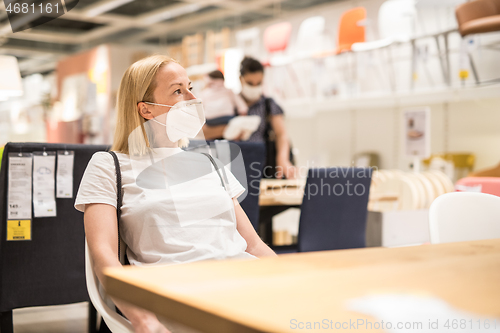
295;16;334;59
429;192;500;244
85;238;134;332
352;0;417;52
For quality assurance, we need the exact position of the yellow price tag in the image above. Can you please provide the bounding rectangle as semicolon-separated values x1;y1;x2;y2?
7;220;31;241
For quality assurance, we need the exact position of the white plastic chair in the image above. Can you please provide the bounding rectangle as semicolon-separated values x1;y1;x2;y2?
85;238;134;332
295;16;334;59
352;0;416;52
429;192;500;244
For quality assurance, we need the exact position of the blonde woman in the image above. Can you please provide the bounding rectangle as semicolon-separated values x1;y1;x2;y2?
75;55;276;333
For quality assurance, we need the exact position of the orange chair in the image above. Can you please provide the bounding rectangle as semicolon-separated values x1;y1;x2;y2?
336;7;367;54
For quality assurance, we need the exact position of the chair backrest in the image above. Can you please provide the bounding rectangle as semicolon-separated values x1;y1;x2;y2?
263;22;293;54
378;0;416;41
231;141;265;231
455;177;500;197
0;142;108;312
337;7;367;54
297;167;372;252
429;192;500;244
296;16;334;56
455;0;499;36
297;16;326;41
85;239;134;332
489;0;500;13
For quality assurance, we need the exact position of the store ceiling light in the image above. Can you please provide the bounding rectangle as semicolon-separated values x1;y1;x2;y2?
0;55;23;101
143;3;201;25
84;0;135;17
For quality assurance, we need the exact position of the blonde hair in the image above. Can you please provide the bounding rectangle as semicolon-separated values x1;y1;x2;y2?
111;54;189;155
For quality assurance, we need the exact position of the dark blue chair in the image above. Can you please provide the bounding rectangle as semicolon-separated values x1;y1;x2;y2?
231;141;265;231
276;167;372;253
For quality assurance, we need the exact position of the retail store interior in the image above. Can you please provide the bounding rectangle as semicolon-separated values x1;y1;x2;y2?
0;0;500;332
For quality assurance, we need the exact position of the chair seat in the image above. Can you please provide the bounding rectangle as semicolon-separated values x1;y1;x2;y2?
352;34;411;52
352;38;393;52
460;15;500;36
336;44;352;54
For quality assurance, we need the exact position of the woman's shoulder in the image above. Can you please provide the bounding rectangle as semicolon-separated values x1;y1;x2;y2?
263;95;281;106
91;150;136;172
89;151;115;166
259;95;284;115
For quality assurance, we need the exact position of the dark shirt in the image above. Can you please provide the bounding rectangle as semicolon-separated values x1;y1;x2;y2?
245;95;284;143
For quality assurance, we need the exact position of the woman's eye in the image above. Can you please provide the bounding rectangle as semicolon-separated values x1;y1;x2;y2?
174;89;181;94
189;87;193;91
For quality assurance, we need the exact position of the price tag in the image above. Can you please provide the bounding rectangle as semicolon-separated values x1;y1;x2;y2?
56;150;74;198
33;151;57;217
7;153;33;220
7;220;31;241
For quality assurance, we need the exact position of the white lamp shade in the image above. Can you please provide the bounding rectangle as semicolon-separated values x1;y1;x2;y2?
0;55;23;99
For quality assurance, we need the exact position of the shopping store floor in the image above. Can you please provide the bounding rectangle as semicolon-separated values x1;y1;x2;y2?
13;302;88;333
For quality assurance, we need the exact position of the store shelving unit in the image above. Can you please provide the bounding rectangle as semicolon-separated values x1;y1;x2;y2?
281;84;500;118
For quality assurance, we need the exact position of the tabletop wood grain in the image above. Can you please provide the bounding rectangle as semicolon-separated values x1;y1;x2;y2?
104;238;500;333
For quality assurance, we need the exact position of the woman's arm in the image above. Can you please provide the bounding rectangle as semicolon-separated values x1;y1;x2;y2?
269;114;297;179
84;203;170;333
233;198;276;257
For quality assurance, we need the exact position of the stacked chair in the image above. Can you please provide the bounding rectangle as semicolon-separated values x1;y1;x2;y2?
368;169;455;212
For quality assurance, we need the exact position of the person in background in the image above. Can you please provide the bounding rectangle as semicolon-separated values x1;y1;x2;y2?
203;57;297;179
199;70;248;126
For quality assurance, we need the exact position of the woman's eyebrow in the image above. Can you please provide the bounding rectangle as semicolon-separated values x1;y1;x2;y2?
169;81;193;88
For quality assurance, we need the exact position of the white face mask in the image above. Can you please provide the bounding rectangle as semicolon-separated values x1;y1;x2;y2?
145;99;206;142
241;81;263;101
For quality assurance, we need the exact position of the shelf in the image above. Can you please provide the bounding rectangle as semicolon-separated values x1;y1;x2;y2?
280;84;500;118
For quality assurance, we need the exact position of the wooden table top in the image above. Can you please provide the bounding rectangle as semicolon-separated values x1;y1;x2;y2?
104;239;500;333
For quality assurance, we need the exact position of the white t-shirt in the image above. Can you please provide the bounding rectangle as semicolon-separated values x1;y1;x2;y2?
75;147;256;266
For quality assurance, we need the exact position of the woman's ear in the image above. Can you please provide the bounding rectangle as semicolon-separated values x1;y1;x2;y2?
137;102;153;120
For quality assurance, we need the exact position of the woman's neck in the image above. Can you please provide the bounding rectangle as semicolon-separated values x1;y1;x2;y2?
153;138;179;148
149;121;180;148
